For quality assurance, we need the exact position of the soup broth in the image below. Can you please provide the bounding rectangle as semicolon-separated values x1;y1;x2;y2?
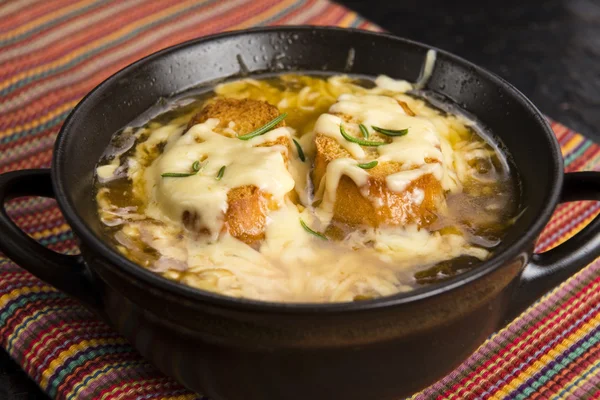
94;74;520;302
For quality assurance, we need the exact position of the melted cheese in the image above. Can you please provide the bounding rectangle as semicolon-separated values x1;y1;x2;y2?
287;133;314;205
313;157;370;224
314;113;367;158
315;93;444;164
414;49;437;89
118;212;487;302
95;74;509;303
386;163;443;192
374;75;414;92
96;161;119;182
144;118;295;237
312;92;454;217
346;225;489;263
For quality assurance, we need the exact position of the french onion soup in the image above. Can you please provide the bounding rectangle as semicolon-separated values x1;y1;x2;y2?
94;74;520;302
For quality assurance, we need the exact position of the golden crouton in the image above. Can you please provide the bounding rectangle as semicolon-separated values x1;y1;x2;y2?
189;97;289;151
313;134;443;228
188;98;285;135
184;98;290;245
224;186;279;244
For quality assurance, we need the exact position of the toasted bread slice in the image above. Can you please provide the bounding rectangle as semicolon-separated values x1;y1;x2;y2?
313;134;443;228
190;97;289;153
189;98;284;134
185;98;290;244
224;185;279;244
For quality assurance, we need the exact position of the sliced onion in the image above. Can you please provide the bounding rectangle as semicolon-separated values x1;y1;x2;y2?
112;162;129;178
469;234;501;248
101;206;144;222
101;217;124;227
114;230;138;249
151;257;187;272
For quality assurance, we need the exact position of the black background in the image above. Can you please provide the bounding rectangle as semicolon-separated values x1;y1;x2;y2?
2;0;599;398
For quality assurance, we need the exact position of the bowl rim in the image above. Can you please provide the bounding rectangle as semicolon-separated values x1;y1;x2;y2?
53;25;563;314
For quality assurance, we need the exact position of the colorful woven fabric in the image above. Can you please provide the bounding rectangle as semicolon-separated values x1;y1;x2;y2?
0;0;599;399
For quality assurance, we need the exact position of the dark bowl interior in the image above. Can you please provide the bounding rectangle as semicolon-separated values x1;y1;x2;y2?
53;26;562;310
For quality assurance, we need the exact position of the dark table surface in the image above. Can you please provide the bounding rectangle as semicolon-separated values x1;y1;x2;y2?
2;0;599;398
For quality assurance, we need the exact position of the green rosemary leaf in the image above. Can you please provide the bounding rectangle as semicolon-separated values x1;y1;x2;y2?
359;123;369;139
216;165;226;180
292;138;306;162
371;126;409;137
357;160;378;169
340;124;385;147
162;159;205;178
161;172;196;178
299;219;328;240
237;113;288;140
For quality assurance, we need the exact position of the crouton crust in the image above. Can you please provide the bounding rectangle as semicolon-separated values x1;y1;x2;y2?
313;134;442;228
188;98;285;135
185;98;290;244
224;185;277;244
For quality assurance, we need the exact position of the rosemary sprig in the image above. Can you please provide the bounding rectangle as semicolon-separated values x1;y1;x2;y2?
161;159;205;178
292;138;305;162
357;160;378;169
340;124;385;147
359;123;369;139
300;219;327;240
216;165;226;180
161;172;196;178
371;126;409;137
237;113;288;140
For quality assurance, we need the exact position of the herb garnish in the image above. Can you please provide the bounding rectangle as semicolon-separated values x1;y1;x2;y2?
216;165;226;180
292;138;305;162
357;160;378;169
300;219;327;240
371;126;409;137
340;124;385;147
237;113;288;140
359;123;369;139
161;172;196;178
161;160;205;178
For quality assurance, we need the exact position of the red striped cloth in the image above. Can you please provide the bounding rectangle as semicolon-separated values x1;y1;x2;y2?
0;1;599;399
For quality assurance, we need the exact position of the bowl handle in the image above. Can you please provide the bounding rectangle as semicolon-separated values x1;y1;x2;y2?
0;169;103;313
503;171;600;324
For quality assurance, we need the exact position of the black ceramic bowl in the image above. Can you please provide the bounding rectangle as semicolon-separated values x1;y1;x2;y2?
1;27;600;400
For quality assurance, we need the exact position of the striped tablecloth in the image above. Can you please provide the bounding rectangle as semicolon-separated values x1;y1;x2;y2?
1;1;599;399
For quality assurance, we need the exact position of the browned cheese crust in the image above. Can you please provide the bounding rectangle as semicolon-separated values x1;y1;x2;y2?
185;98;290;245
313;134;443;228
